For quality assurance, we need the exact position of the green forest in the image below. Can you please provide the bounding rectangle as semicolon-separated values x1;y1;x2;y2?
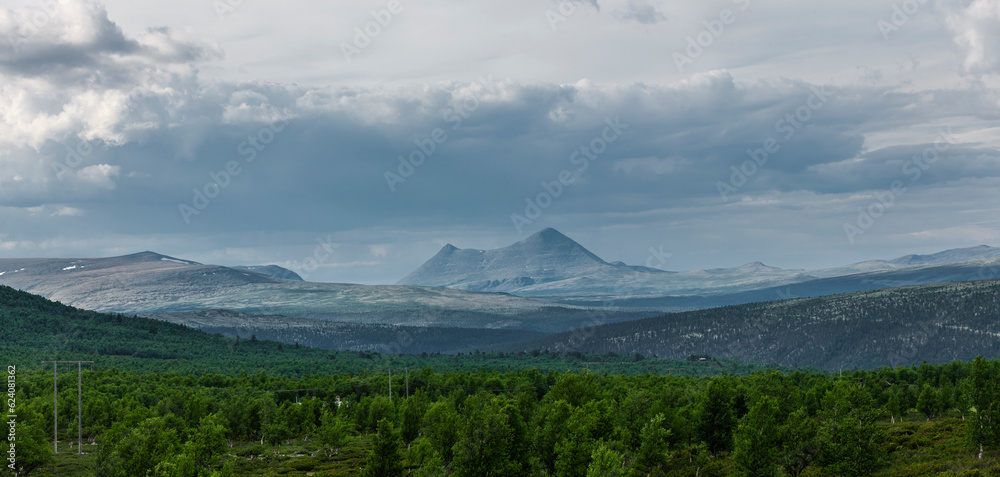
3;286;1000;476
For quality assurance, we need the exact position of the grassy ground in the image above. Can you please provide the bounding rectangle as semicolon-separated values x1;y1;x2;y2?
31;416;1000;476
32;436;375;477
878;416;1000;476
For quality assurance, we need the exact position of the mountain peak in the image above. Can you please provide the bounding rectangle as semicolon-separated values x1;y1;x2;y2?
514;228;606;263
527;227;573;243
399;228;617;288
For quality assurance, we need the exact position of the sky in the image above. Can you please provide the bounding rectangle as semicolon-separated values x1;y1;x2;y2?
0;0;999;284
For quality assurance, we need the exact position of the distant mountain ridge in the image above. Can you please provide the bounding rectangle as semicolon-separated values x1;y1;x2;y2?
889;245;1000;266
0;250;646;332
399;228;668;292
400;228;1000;299
398;228;819;296
2;237;998;336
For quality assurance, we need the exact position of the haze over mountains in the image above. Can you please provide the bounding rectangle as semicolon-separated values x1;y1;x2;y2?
399;228;817;296
2;228;999;366
2;228;998;327
0;251;641;333
399;228;1000;304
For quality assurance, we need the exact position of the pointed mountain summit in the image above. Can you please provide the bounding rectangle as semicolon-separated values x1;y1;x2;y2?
398;228;667;292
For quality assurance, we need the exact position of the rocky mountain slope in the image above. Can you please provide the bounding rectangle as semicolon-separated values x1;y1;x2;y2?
399;228;1000;303
0;251;645;332
399;228;816;296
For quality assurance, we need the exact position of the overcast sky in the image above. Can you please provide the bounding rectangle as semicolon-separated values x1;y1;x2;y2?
1;0;999;284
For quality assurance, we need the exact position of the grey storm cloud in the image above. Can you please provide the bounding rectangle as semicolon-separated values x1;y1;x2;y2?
1;0;1000;283
0;2;220;88
4;68;993;227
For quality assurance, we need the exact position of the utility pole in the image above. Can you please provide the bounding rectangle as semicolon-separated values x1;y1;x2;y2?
42;361;93;454
77;362;82;454
51;363;56;454
378;367;416;401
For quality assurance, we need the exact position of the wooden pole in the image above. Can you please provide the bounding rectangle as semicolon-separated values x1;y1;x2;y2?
53;364;57;453
42;361;93;455
77;362;82;455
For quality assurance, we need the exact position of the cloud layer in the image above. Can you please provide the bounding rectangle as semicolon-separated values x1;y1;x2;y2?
0;0;998;283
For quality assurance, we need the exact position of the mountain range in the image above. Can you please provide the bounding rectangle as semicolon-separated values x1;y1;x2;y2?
3;229;998;327
399;228;814;295
399;228;1000;306
2;229;999;366
0;251;645;333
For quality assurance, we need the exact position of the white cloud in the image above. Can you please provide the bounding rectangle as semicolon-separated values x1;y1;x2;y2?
52;206;85;216
939;0;1000;74
0;0;220;149
0;0;998;284
74;164;120;190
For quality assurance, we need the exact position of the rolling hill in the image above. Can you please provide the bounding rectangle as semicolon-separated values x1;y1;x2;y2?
510;278;1000;370
0;251;646;332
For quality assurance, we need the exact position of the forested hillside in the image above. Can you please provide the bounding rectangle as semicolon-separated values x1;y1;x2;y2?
5;285;1000;476
6;356;1000;476
0;285;769;377
144;309;547;354
516;279;1000;370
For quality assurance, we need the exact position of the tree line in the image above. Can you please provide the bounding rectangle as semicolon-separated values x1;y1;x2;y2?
4;357;1000;476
